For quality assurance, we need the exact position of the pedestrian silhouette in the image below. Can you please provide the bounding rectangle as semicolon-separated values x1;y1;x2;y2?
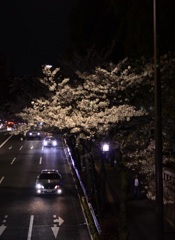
133;174;140;198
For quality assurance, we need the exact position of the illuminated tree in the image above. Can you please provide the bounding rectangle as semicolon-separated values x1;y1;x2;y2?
15;53;175;202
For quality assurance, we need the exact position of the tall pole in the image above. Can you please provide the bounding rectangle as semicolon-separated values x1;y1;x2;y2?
153;0;164;239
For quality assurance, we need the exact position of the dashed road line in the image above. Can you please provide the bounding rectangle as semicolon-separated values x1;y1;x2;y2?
27;215;34;240
0;135;13;148
39;156;42;164
11;157;16;165
19;146;23;150
0;176;4;184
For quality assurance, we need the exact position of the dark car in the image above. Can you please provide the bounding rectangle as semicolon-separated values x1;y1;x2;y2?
35;169;62;194
27;129;41;139
42;136;57;147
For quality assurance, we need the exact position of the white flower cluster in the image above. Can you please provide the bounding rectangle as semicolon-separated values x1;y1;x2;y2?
18;59;152;138
11;53;175;202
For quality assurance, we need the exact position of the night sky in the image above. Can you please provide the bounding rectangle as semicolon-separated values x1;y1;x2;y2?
1;0;175;76
0;0;77;75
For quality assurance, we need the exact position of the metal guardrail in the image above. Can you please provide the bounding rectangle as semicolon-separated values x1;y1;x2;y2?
163;168;175;228
64;142;102;235
163;168;175;199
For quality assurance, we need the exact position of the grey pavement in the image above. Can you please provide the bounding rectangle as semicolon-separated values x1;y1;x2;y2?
127;198;175;240
99;161;175;240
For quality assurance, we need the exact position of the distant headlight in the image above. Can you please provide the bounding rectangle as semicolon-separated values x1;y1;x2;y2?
37;132;40;135
36;183;44;189
29;132;32;136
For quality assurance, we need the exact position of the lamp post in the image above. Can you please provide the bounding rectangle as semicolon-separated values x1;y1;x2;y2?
101;142;110;172
153;0;164;239
99;143;110;216
102;142;110;164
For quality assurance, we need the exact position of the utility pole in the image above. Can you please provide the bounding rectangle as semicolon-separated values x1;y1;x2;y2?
153;0;164;239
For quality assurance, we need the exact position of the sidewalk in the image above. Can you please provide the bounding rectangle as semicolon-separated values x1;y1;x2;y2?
100;161;175;240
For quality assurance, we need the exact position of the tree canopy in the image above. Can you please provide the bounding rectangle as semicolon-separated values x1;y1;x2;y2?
3;52;175;201
18;59;150;138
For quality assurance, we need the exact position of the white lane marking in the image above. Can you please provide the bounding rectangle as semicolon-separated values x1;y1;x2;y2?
0;177;4;184
27;215;34;240
11;157;16;165
0;225;7;236
9;146;12;150
51;225;60;238
2;215;8;224
39;157;42;164
19;146;23;150
51;215;64;238
0;135;13;148
30;145;34;149
53;216;64;226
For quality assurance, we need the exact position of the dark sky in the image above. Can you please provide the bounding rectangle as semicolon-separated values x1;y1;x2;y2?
0;0;77;75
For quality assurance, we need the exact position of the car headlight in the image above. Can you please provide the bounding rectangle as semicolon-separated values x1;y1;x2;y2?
53;141;57;146
29;132;32;136
36;183;44;189
37;132;40;135
57;189;62;194
43;140;47;146
55;186;62;194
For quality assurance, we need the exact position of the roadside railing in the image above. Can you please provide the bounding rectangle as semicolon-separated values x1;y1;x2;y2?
64;140;102;236
163;167;175;228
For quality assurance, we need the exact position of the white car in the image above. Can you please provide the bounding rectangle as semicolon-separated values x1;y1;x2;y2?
35;169;62;194
42;136;57;147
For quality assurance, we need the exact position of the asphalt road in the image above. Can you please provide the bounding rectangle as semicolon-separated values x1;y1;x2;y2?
0;131;91;240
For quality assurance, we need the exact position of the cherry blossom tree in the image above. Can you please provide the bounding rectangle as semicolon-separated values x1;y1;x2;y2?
15;53;175;202
18;60;147;136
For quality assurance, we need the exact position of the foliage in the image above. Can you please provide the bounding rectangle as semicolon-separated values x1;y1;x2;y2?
7;52;175;201
17;59;148;136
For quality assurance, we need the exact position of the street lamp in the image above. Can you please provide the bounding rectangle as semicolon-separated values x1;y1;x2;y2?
102;143;110;162
99;143;110;217
43;64;53;77
102;143;109;152
45;64;52;69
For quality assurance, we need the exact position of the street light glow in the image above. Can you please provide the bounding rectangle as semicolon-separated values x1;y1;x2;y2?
102;143;109;152
46;64;52;68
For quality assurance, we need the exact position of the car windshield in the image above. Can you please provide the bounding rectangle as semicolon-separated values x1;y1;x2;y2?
45;137;55;140
39;173;61;180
